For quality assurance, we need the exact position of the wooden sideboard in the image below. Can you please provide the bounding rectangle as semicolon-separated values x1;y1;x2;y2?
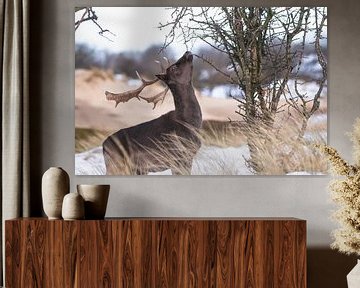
5;218;306;287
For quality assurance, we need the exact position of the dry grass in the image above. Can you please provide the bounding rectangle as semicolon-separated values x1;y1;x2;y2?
200;112;327;175
75;120;245;154
201;120;246;147
76;112;327;175
84;67;114;83
95;117;326;175
75;127;110;153
242;116;327;175
102;132;200;175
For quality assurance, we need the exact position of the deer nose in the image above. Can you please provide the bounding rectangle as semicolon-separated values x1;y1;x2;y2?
184;51;193;61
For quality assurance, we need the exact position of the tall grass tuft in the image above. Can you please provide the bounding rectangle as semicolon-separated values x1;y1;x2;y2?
242;116;327;175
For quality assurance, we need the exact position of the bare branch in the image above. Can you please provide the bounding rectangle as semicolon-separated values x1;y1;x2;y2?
193;53;232;80
75;8;88;31
75;8;116;41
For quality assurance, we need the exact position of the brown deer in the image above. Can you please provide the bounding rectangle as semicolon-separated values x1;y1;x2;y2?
103;51;202;175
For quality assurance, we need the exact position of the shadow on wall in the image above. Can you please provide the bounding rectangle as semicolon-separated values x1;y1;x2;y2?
29;0;45;216
308;248;357;288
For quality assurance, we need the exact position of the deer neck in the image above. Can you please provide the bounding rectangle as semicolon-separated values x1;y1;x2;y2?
169;83;202;127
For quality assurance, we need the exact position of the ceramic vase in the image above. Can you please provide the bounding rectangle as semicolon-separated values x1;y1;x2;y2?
77;184;110;219
42;167;70;219
62;192;85;220
347;259;360;288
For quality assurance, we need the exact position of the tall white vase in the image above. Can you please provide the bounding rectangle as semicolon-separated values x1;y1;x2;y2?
347;260;360;288
42;167;70;219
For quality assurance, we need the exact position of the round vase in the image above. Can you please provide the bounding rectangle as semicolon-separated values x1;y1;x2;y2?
77;184;110;219
62;192;85;220
42;167;70;219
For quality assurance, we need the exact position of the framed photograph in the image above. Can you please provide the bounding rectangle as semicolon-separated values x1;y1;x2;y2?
75;7;327;176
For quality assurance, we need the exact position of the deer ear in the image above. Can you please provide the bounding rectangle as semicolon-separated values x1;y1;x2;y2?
156;74;167;81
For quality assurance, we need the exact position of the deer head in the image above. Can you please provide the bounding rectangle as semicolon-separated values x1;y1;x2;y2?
155;51;193;85
105;51;193;109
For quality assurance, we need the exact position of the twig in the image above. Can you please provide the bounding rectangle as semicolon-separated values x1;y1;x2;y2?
75;7;116;42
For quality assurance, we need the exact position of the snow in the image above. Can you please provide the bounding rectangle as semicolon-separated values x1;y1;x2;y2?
75;147;106;175
75;144;323;176
286;171;325;176
201;85;242;99
200;79;327;100
75;145;251;176
308;114;327;125
192;145;251;175
285;79;327;99
127;79;142;87
304;131;327;142
114;74;125;81
297;54;325;80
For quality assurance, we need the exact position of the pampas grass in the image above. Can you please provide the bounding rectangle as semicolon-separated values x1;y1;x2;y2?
317;118;360;256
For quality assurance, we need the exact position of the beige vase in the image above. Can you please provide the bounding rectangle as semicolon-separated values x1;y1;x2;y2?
42;167;70;219
77;184;110;219
62;192;85;220
347;259;360;288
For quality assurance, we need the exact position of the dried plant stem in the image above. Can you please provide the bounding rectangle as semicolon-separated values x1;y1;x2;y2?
317;118;360;256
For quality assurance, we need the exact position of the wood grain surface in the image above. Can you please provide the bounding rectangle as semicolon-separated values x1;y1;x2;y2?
5;218;306;288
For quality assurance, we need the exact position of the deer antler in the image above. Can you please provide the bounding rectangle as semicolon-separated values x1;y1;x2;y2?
105;71;159;107
140;87;169;110
134;57;170;109
106;58;172;108
155;57;171;73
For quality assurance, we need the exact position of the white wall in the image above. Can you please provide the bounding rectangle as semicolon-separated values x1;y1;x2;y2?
32;0;360;248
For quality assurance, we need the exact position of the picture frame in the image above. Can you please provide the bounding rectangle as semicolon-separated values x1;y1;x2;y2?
75;6;328;176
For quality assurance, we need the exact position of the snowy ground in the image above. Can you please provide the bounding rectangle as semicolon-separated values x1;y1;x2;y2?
75;145;252;176
75;145;324;176
75;146;106;175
